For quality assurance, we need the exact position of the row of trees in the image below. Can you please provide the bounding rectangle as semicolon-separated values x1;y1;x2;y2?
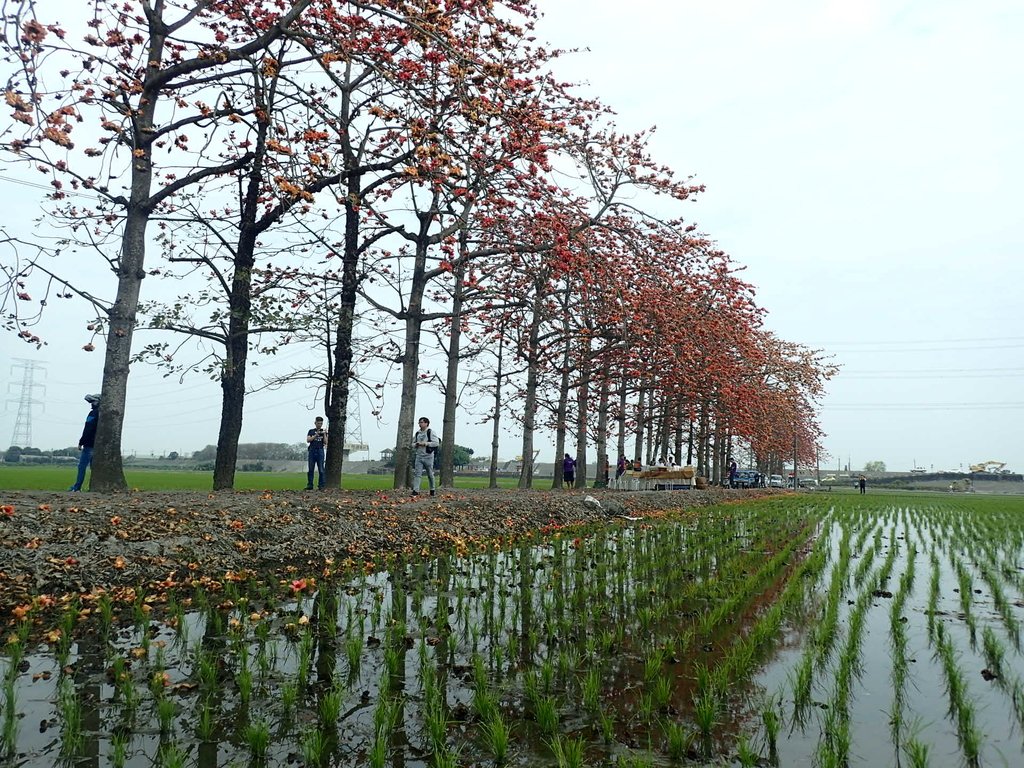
1;0;835;492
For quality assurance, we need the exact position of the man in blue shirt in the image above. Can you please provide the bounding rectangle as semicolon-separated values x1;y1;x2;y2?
69;394;100;491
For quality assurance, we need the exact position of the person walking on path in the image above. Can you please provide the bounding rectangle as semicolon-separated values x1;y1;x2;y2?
728;459;738;488
858;475;867;494
305;416;328;490
411;416;439;496
68;394;100;491
562;453;577;489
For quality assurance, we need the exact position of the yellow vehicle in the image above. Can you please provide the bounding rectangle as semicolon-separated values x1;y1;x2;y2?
969;460;1006;473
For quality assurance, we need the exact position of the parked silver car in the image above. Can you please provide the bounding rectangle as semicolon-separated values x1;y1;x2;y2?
768;474;784;488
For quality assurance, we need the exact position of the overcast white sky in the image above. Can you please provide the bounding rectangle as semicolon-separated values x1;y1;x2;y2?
2;0;1023;474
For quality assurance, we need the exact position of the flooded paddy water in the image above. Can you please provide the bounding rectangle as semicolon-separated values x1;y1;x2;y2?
2;492;1023;767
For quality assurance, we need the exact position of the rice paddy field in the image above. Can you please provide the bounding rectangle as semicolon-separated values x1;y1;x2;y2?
2;491;1023;767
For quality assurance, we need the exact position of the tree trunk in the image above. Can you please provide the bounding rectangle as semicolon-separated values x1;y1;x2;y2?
616;368;627;464
487;321;507;489
213;127;266;491
439;246;469;488
325;174;362;489
517;290;544;489
90;27;169;491
551;333;571;490
633;386;646;466
91;207;146;492
392;213;432;489
594;373;610;488
573;355;590;488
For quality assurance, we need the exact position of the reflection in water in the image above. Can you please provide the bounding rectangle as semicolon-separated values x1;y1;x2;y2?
4;497;1024;767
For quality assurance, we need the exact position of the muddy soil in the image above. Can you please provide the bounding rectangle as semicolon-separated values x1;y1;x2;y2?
0;487;763;617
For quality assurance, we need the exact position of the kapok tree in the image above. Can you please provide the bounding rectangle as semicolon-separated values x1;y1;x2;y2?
1;0;315;490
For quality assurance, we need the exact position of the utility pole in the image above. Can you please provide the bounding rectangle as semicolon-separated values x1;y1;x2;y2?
7;359;46;448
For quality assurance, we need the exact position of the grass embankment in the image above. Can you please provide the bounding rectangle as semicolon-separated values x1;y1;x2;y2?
0;465;521;492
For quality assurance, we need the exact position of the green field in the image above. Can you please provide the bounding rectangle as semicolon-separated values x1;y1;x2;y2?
0;464;521;492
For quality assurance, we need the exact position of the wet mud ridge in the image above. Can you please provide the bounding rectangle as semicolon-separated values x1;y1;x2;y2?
0;487;758;612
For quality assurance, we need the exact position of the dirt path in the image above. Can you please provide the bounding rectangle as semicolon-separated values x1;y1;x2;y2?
0;487;760;619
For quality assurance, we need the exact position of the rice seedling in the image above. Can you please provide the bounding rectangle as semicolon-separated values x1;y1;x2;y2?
195;698;216;740
663;720;693;761
423;692;450;753
156;695;176;734
692;691;718;757
98;590;114;643
480;711;511;763
57;678;84;758
157;742;187;768
472;686;499;724
236;664;253;705
300;728;326;766
368;725;389;768
760;694;781;761
433;745;462;768
548;734;585;768
1;687;17;759
597;707;616;745
981;627;1005;682
903;738;930;768
109;728;129;768
345;633;363;676
319;681;344;725
736;733;759;767
278;684;299;724
195;648;219;692
243;718;271;760
540;657;555;694
534;695;560;737
581;667;601;714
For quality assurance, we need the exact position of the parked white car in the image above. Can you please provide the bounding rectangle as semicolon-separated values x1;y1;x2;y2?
768;474;784;488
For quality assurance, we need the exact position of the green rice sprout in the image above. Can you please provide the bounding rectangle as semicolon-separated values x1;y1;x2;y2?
480;712;511;763
693;691;718;757
157;742;187;768
319;682;344;725
736;734;759;767
301;728;326;765
548;734;585;768
368;725;389;768
195;698;216;740
243;718;271;760
664;720;693;761
156;695;176;734
534;695;560;737
903;738;930;768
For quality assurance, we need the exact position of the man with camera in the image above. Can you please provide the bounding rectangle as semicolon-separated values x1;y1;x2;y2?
305;416;328;490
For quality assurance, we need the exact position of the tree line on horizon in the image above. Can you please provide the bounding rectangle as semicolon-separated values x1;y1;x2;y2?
0;0;836;492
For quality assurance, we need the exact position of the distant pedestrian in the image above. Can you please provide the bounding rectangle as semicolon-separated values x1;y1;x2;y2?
728;459;738;488
305;416;327;490
615;455;627;486
68;393;100;491
858;475;867;494
411;416;439;496
562;453;577;489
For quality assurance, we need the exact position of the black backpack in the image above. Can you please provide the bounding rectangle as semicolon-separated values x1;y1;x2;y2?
426;429;439;454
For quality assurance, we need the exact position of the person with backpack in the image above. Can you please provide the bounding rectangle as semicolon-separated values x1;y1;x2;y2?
411;416;440;496
68;393;100;491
